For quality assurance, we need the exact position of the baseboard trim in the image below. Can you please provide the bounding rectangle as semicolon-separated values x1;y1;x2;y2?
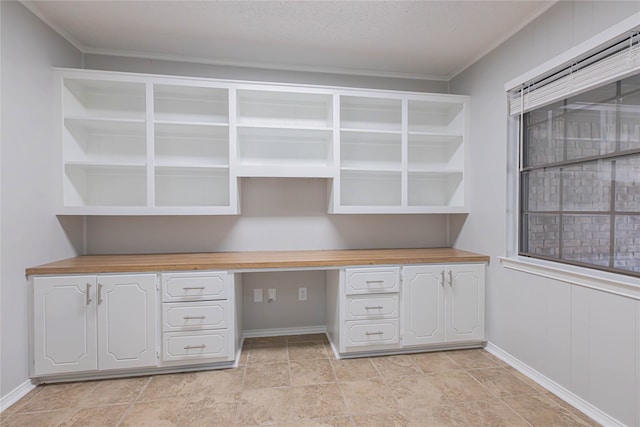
485;342;625;427
242;325;327;338
0;380;37;413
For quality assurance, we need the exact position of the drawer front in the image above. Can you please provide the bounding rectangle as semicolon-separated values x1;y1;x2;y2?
162;301;229;332
162;330;232;362
345;267;400;295
345;294;399;320
345;320;400;347
162;271;228;302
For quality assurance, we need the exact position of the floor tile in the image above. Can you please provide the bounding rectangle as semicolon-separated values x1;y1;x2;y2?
245;362;290;389
246;336;288;347
0;386;44;418
0;409;71;427
187;366;245;395
81;376;150;406
369;355;421;379
445;349;501;370
536;392;601;427
351;411;409;426
279;416;353;426
59;404;129;426
429;371;492;403
178;393;240;426
119;398;186;426
331;358;378;382
339;378;398;415
290;358;335;386
409;351;461;374
237;387;293;426
248;344;289;364
459;399;529;426
19;381;99;412
292;383;348;421
137;372;198;401
288;341;329;360
403;405;470;427
504;393;596;426
468;367;541;398
287;334;328;343
385;374;449;409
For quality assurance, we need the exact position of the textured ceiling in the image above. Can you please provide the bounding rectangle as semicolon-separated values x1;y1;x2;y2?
23;0;555;80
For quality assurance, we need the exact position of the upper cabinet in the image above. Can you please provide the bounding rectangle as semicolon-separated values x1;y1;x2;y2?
55;69;468;215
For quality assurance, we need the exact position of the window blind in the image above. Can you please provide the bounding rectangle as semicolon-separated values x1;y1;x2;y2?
509;31;640;116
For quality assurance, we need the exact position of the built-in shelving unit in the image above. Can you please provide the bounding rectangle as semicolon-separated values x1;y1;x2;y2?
55;69;469;215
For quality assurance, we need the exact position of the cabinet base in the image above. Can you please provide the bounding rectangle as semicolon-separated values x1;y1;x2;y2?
331;340;487;360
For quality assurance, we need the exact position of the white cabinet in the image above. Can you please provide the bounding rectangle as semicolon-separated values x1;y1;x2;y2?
55;68;469;215
402;264;485;347
32;274;157;377
160;271;235;365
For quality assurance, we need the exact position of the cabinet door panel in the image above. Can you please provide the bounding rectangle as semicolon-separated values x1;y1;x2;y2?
402;265;445;346
446;264;485;343
33;276;97;375
97;274;157;370
162;271;228;301
345;267;400;294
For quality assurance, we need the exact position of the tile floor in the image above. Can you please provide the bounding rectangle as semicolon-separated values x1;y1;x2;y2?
1;334;600;426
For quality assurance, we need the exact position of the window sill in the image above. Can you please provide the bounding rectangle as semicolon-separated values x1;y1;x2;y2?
498;256;640;300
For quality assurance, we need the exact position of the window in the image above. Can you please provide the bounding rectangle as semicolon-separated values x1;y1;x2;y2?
519;73;640;276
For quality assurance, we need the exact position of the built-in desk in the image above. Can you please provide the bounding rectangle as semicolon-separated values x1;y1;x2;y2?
27;248;489;382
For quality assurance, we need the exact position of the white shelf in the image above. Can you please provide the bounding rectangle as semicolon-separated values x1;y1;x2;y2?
154;84;228;124
341;131;401;172
64;163;147;207
64;79;146;120
237;89;333;129
340;170;402;207
408;171;464;207
155;167;230;207
340;96;401;132
408;134;463;172
155;122;229;167
408;99;464;134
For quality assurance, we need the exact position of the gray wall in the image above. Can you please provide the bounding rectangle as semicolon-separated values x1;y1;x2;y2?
1;1;83;399
450;1;640;425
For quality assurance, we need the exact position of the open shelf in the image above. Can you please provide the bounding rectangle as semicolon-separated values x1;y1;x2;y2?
341;131;401;171
340;96;401;132
408;134;463;172
155;167;230;207
237;90;333;128
154;84;228;124
408;100;463;135
237;127;333;170
64;79;146;120
407;172;464;207
340;170;401;207
64;164;147;207
63;118;146;164
155;123;229;167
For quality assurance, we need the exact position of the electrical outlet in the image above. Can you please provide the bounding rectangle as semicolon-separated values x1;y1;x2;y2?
253;288;263;302
298;287;307;301
267;288;276;302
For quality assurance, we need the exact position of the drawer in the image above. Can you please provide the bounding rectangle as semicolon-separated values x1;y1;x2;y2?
162;330;232;362
345;294;399;320
162;271;228;302
162;301;230;332
345;267;400;295
345;319;400;347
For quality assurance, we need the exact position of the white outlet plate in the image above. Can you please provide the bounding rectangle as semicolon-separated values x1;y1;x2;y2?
298;287;308;301
253;288;263;302
267;288;276;302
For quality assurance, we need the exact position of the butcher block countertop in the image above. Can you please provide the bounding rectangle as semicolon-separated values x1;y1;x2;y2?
26;248;490;276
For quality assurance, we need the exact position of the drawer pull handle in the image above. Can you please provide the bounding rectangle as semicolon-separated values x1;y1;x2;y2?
365;280;384;284
183;286;206;291
97;284;104;305
365;331;384;336
183;315;206;320
441;270;445;287
86;283;92;305
184;344;207;350
449;270;453;287
364;306;384;310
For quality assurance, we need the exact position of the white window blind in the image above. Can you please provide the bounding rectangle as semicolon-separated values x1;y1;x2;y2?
509;31;640;116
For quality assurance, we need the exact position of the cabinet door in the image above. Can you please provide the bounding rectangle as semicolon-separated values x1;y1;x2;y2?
32;276;97;376
402;265;445;346
96;274;157;370
445;264;485;343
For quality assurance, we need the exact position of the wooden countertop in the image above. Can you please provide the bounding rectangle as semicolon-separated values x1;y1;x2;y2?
26;248;490;276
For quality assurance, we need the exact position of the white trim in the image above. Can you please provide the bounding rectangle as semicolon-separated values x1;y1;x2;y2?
499;256;640;300
485;342;626;427
505;11;640;91
242;325;327;338
0;380;37;413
